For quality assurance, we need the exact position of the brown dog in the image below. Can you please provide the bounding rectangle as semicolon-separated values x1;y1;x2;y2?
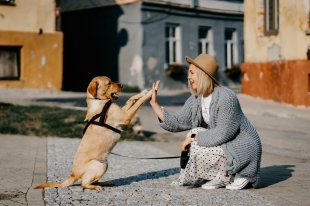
35;76;153;190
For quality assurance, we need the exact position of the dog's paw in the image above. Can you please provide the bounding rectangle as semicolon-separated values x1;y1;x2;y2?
141;89;149;95
146;89;153;98
95;186;103;191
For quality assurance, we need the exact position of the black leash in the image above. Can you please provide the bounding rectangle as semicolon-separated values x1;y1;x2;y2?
83;100;121;134
110;152;180;159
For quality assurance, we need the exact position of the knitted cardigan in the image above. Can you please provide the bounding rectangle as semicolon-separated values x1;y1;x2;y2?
158;86;262;188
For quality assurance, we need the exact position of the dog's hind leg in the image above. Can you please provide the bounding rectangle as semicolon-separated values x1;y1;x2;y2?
81;160;107;190
122;89;149;111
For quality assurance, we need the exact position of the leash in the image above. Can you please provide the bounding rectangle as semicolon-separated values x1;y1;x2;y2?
110;152;180;159
83;100;122;134
84;99;180;160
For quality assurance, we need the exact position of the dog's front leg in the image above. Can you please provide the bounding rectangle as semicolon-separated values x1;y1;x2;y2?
123;90;153;125
122;89;149;111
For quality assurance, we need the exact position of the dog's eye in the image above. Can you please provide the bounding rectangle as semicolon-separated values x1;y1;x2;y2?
107;82;111;85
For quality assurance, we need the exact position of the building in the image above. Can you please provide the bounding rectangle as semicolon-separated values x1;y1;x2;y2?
242;0;310;107
60;0;244;91
0;0;63;90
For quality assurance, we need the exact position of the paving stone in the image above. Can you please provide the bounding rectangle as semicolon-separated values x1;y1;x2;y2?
43;138;276;205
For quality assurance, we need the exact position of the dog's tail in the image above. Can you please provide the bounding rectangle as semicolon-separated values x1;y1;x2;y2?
34;174;77;189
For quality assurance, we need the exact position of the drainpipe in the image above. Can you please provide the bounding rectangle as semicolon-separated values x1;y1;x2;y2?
190;0;199;8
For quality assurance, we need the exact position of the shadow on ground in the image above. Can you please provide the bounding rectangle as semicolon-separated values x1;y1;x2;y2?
260;165;294;188
109;167;180;186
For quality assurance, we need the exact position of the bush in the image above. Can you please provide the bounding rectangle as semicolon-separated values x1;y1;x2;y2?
121;85;141;93
166;64;187;78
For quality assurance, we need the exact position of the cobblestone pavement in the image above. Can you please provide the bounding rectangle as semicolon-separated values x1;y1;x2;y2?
44;138;275;206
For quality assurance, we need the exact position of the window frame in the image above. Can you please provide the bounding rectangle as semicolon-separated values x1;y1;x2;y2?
264;0;279;36
165;23;181;65
0;46;21;80
224;28;238;69
198;26;214;56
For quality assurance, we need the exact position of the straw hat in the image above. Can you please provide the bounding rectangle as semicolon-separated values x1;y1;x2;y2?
185;54;219;85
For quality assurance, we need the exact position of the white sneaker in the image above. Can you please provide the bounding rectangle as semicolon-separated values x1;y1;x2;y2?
201;179;229;189
225;177;249;190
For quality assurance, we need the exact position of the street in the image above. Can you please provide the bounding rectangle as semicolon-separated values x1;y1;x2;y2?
0;89;309;205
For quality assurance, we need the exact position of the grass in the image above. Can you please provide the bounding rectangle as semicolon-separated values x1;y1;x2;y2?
0;102;154;141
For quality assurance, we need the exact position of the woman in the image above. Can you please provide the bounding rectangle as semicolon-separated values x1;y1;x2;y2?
150;54;262;190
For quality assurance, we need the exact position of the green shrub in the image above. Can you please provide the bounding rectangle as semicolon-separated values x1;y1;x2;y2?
121;85;141;93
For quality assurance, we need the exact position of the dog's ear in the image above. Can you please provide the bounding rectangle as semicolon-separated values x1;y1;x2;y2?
87;80;98;98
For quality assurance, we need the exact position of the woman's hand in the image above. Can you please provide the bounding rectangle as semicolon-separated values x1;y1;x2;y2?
150;80;160;104
180;137;193;151
150;80;164;122
181;134;197;151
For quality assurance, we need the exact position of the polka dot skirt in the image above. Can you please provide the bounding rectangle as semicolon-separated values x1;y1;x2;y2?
178;127;230;186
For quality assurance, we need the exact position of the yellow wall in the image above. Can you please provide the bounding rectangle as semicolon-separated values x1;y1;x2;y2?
0;31;63;90
0;0;63;90
244;0;310;62
0;0;56;32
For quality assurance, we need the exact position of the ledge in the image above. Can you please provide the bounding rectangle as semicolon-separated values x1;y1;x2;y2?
0;2;15;6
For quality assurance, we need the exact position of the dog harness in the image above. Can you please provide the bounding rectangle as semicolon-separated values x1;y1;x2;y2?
83;100;122;134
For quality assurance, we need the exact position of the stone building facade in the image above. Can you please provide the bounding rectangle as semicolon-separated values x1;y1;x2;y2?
60;0;244;91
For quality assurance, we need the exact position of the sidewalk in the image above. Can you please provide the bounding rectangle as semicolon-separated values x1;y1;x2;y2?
0;135;46;206
0;88;309;205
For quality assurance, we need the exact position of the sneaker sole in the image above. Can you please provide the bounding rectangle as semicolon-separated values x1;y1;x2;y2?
201;182;229;190
226;180;249;190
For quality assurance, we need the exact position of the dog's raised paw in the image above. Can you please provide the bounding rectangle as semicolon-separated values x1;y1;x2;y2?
146;89;153;97
141;89;149;95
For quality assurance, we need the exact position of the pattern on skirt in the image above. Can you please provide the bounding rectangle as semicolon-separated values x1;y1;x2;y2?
178;127;230;186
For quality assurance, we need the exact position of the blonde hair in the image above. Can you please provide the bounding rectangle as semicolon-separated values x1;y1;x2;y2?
188;66;216;96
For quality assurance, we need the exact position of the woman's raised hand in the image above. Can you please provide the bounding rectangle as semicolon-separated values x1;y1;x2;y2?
150;80;160;104
150;80;164;122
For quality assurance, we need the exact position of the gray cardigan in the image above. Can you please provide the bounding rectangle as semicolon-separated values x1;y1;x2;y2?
158;86;262;188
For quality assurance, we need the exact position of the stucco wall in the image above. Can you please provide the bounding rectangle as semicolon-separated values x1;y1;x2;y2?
244;0;310;62
0;0;56;32
0;31;63;90
118;2;144;89
242;60;310;107
242;0;310;107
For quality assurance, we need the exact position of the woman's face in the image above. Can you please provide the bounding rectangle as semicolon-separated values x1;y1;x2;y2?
188;64;199;90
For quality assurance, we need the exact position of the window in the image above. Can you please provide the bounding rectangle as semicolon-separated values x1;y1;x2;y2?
264;0;279;35
225;28;238;69
165;24;181;65
198;26;214;56
0;46;21;80
0;0;15;6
